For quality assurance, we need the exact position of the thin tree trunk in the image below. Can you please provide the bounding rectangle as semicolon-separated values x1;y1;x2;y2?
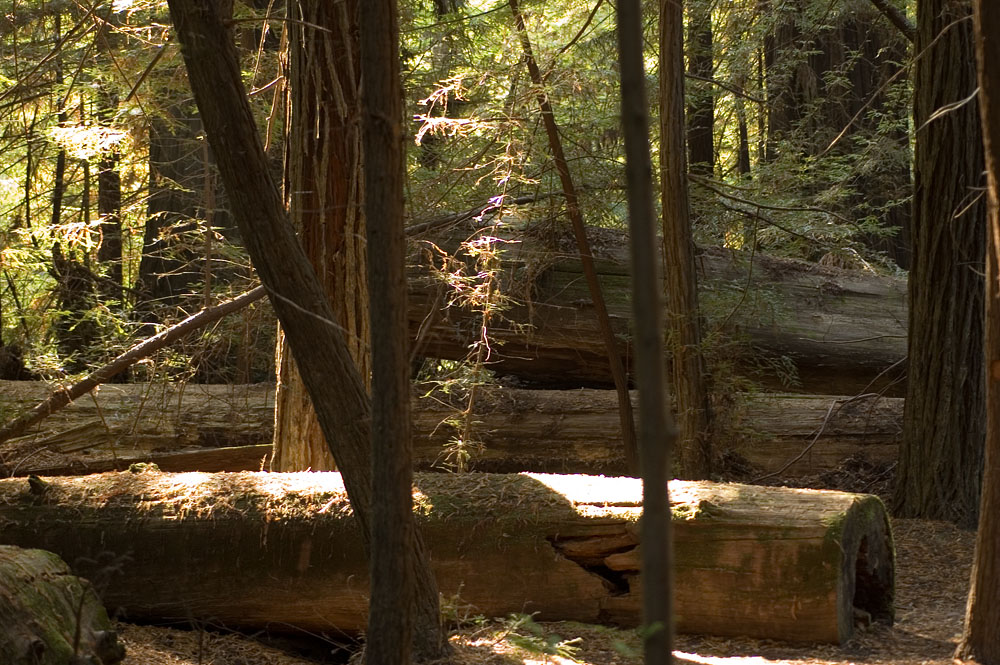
361;0;415;660
660;0;712;478
508;0;639;474
618;0;676;661
163;2;449;660
956;1;1000;659
895;0;986;527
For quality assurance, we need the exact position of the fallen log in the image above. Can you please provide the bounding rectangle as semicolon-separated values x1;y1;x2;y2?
0;381;902;479
0;471;894;644
407;227;908;395
0;545;125;665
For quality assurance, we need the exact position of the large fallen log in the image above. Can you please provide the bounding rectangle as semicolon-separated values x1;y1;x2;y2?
0;471;894;644
0;382;902;478
407;227;908;395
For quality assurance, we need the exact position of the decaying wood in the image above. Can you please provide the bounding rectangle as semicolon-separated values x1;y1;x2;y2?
407;227;908;395
0;382;901;478
0;545;125;665
0;471;894;644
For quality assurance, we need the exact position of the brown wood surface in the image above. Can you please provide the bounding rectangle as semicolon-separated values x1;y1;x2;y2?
0;382;901;478
0;471;893;644
0;545;124;665
407;228;908;395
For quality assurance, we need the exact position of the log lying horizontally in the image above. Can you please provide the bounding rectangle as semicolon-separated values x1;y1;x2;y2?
408;227;908;395
0;546;125;665
0;382;902;478
0;471;893;644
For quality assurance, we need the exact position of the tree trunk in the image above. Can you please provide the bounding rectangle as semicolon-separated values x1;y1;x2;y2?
686;0;714;177
618;0;676;659
509;0;639;474
273;0;369;473
894;0;986;527
0;471;895;646
2;382;904;481
360;0;430;659
956;2;1000;659
162;2;449;659
660;0;713;478
139;106;205;313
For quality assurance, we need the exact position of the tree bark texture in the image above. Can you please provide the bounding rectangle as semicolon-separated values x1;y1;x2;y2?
618;0;676;660
660;0;713;478
0;471;895;646
895;0;986;527
273;0;368;473
360;0;425;659
686;0;715;177
163;3;448;658
1;382;903;481
407;227;908;394
957;1;1000;659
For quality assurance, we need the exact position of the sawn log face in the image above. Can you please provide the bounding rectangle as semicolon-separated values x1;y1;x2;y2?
0;471;893;644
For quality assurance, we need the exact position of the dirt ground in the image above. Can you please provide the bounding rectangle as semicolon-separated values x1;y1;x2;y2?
116;516;976;665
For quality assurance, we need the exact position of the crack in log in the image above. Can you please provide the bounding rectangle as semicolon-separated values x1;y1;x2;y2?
547;534;637;596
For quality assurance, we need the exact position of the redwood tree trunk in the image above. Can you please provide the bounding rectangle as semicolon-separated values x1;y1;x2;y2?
660;0;712;478
272;0;369;473
162;2;448;660
895;0;985;527
686;0;714;177
957;1;1000;659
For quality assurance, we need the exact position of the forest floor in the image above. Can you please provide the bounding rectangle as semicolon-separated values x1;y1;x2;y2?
116;515;975;665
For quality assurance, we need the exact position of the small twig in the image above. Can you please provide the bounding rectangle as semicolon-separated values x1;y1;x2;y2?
750;394;884;483
0;286;265;445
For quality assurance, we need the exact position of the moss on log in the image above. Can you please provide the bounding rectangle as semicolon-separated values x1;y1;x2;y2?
0;545;125;665
0;471;893;644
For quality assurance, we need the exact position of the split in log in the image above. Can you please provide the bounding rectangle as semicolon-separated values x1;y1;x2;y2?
407;226;907;395
0;545;125;665
1;381;902;479
0;471;893;644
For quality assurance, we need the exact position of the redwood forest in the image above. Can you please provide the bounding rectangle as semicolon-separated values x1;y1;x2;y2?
0;0;999;664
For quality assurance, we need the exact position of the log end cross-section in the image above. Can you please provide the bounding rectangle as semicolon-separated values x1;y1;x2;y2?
0;471;892;644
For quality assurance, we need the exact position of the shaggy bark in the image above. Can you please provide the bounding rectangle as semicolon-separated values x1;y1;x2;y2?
895;0;986;527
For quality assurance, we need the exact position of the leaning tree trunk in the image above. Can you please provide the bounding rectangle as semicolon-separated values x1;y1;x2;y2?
957;2;1000;659
660;0;712;478
272;0;369;473
895;0;986;527
163;2;450;661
